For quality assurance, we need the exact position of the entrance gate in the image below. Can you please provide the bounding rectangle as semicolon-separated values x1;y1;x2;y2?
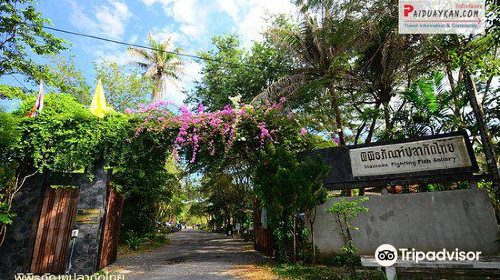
30;187;80;274
99;186;125;269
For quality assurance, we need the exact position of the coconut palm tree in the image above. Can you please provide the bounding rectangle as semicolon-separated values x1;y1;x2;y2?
252;9;364;145
129;34;183;101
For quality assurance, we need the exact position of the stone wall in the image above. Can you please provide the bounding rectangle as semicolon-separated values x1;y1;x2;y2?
0;173;47;280
0;159;108;279
70;159;108;275
313;189;499;257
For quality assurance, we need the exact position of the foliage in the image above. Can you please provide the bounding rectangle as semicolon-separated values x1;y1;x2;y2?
125;236;143;251
46;55;91;105
390;72;461;139
326;197;369;256
265;262;384;280
0;84;25;100
128;34;183;101
252;145;329;262
47;57;152;111
0;0;67;79
1;92;179;237
94;60;152;112
201;166;252;232
119;231;170;255
188;34;291;111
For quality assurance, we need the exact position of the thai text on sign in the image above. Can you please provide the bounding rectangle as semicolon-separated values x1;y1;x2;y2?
350;135;473;177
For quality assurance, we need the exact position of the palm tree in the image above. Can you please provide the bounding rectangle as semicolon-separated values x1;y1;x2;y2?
251;3;366;145
129;34;183;101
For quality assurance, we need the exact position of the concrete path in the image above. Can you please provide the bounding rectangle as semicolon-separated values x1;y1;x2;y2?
106;229;270;280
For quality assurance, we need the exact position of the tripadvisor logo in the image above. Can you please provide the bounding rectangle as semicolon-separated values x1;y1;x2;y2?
375;244;482;267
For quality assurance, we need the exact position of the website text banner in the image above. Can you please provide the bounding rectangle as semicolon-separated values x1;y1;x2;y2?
399;0;485;34
350;135;473;177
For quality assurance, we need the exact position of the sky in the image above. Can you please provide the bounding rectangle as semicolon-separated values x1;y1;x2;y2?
1;0;298;108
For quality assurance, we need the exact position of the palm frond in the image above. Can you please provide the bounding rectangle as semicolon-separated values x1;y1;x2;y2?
128;47;153;62
251;73;308;104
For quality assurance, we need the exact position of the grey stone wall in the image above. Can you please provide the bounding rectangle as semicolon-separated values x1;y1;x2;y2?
313;189;499;257
69;159;108;275
0;159;108;279
0;173;47;280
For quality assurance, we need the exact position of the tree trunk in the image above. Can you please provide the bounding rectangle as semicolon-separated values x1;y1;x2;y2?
308;208;317;264
293;215;297;263
329;84;345;146
383;102;392;134
365;102;381;144
152;76;163;101
464;72;499;190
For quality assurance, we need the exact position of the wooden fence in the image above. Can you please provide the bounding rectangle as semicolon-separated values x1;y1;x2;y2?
30;187;80;274
28;184;124;274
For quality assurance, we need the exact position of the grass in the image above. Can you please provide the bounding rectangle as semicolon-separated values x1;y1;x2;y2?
117;232;170;256
260;262;495;280
260;262;385;280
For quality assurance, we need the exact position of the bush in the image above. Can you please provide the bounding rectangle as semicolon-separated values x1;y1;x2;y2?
126;236;143;250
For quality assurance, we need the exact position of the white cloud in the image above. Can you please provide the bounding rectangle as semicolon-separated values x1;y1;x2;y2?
97;51;133;66
215;0;240;20
179;24;202;38
69;0;132;39
140;0;208;41
236;0;296;48
129;35;139;44
149;25;180;45
166;0;197;24
139;0;171;6
163;60;202;105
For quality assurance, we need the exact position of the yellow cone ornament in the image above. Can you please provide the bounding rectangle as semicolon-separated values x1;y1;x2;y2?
89;79;107;118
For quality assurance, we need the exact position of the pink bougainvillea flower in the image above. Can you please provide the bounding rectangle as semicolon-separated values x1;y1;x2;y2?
180;105;191;116
333;138;340;144
300;128;307;136
197;104;204;113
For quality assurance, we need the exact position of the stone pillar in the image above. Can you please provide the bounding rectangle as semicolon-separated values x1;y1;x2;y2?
0;172;47;280
69;158;108;275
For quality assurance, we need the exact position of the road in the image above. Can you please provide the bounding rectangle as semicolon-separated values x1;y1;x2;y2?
106;229;272;280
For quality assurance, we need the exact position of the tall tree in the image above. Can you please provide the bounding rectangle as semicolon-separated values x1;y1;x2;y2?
94;60;152;111
128;34;183;101
0;0;66;79
47;57;151;111
46;55;91;104
188;34;291;111
252;2;367;145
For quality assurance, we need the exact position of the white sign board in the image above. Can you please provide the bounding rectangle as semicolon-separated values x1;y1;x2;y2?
350;135;473;177
399;0;485;34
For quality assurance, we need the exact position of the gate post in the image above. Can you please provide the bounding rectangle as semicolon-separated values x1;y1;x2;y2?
70;157;108;275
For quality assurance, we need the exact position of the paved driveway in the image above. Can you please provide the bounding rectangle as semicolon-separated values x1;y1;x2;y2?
106;229;269;280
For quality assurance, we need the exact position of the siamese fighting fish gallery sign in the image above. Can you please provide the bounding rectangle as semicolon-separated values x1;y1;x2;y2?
350;134;475;177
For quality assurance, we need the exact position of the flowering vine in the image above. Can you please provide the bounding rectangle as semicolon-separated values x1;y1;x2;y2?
126;97;313;163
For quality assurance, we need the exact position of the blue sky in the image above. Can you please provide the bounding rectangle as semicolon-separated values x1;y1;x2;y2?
2;0;297;108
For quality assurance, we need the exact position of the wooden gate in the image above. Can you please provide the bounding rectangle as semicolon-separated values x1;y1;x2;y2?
253;199;273;256
30;187;80;274
99;187;124;268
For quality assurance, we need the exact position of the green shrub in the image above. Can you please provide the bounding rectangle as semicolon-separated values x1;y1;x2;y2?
126;236;143;250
